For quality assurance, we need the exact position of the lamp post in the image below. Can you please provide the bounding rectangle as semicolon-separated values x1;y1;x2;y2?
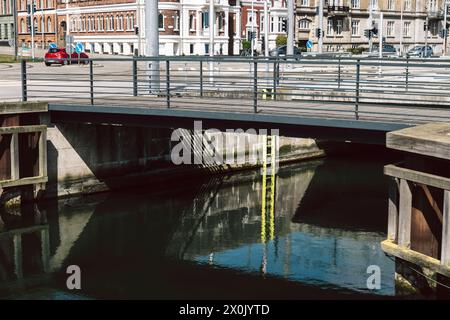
145;0;160;93
287;0;294;56
318;0;323;53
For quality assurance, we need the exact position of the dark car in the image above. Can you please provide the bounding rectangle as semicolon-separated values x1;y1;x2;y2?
407;45;433;58
44;48;89;66
269;45;302;58
369;44;397;57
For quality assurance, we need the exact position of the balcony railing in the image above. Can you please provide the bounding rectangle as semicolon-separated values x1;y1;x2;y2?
327;6;350;15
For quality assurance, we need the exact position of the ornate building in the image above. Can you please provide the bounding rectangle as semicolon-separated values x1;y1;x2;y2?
0;0;14;46
17;0;57;48
12;0;450;55
296;0;449;53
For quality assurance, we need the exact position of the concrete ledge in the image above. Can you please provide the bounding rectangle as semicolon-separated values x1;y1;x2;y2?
381;240;450;277
386;123;450;160
0;102;48;115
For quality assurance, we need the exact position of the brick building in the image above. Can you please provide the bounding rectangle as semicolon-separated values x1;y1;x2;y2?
17;0;57;49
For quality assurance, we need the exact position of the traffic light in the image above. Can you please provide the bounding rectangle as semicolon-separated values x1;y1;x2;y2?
27;16;31;32
364;29;370;38
441;29;449;38
371;27;378;36
316;28;323;38
281;19;287;33
135;26;139;35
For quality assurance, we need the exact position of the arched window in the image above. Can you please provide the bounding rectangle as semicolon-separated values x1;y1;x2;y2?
47;0;51;8
47;17;52;32
20;18;25;33
158;13;164;29
106;16;110;31
40;17;45;32
33;17;37;32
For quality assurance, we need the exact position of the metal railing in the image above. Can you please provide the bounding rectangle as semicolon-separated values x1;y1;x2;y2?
20;55;450;123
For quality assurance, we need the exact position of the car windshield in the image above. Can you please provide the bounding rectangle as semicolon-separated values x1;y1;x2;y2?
410;46;423;51
48;48;60;53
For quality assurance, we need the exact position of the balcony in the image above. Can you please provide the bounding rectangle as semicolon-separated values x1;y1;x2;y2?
428;9;444;19
327;6;350;16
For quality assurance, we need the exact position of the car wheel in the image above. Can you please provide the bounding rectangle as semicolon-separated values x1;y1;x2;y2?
62;60;68;66
45;62;51;67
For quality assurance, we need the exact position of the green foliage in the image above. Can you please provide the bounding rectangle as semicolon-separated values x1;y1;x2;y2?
347;47;365;55
276;35;287;47
242;40;251;51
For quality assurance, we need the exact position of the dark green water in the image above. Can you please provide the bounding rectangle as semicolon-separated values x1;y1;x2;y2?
0;153;399;299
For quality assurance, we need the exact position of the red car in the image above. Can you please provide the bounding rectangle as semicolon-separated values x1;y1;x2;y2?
44;48;89;66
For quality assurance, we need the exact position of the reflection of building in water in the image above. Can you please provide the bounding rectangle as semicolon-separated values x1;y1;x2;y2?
167;159;396;295
0;225;49;284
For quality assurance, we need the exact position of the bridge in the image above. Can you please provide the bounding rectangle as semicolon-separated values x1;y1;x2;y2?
18;56;450;144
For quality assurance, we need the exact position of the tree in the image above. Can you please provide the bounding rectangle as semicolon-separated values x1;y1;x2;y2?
276;35;287;47
242;40;251;51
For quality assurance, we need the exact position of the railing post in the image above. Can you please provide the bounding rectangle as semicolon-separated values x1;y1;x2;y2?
21;59;27;102
398;179;412;249
166;60;170;109
355;59;360;120
200;60;203;97
273;61;277;101
89;60;94;105
405;54;410;92
442;190;450;266
388;177;399;242
133;58;138;97
254;60;258;113
337;57;341;89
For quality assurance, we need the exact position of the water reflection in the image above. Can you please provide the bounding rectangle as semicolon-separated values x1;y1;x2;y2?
0;155;396;299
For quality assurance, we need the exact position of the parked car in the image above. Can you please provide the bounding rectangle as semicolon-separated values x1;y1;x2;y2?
269;45;302;59
44;48;89;66
407;45;433;58
368;44;398;57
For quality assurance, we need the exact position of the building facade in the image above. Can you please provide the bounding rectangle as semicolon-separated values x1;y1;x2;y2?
17;0;57;48
296;0;449;54
13;0;450;55
0;0;14;46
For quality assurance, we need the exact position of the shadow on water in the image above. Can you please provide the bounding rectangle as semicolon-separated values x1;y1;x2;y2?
0;147;403;299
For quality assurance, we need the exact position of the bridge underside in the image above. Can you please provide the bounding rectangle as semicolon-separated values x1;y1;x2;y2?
47;100;416;145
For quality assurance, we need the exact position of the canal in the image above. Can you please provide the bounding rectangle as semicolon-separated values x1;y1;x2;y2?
0;147;402;299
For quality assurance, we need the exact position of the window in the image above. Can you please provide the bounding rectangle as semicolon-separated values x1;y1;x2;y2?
202;11;209;29
387;0;395;10
430;21;438;36
270;17;274;33
98;16;104;31
351;20;359;36
429;0;438;12
336;19;343;35
21;18;25;33
173;11;180;31
47;17;52;32
299;19;309;30
300;0;309;6
189;14;195;31
351;0;360;9
404;0;411;11
403;21;410;37
387;21;394;36
327;19;333;36
218;12;225;30
370;0;378;10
